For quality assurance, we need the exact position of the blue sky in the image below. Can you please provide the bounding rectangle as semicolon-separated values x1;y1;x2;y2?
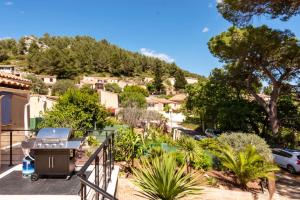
0;0;300;76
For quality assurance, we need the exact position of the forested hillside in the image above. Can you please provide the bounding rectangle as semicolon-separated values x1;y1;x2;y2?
0;34;200;79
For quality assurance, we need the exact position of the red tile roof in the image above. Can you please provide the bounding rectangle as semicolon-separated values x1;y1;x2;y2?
0;72;31;89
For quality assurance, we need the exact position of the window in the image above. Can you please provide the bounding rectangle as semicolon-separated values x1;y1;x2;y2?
279;150;292;158
50;78;53;82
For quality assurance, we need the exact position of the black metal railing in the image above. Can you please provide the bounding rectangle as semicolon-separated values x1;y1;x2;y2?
77;128;117;200
0;129;38;167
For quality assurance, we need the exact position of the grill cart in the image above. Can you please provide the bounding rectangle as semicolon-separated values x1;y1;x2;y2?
31;128;81;181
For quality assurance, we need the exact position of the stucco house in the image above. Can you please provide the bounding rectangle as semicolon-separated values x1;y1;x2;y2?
168;93;187;110
29;94;57;129
186;77;198;85
0;72;31;166
80;76;120;90
146;96;174;112
37;75;57;85
99;90;119;114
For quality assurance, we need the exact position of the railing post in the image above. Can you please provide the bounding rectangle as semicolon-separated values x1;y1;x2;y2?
103;143;107;191
9;131;13;166
108;137;112;181
80;174;87;200
95;155;100;200
112;131;114;170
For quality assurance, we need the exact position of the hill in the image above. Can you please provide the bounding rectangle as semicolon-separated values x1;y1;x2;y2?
0;34;202;79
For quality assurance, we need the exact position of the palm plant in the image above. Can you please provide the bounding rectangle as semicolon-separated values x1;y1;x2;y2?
178;136;197;172
132;154;202;200
215;144;279;188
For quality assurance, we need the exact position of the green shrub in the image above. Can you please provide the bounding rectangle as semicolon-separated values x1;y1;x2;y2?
86;136;100;147
192;149;213;170
170;151;185;166
217;133;272;161
104;83;122;93
114;128;142;166
197;138;219;151
177;136;213;171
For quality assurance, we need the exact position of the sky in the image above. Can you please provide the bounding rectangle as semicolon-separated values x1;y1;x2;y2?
0;0;300;77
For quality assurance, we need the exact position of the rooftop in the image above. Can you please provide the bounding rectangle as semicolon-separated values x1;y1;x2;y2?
0;72;31;90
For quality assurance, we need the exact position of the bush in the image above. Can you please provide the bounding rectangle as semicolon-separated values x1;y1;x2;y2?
177;136;213;171
193;149;213;170
217;132;273;161
105;83;122;93
86;136;100;147
114;128;142;166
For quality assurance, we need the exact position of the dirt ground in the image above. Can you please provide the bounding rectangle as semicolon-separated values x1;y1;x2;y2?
116;170;299;200
275;170;300;200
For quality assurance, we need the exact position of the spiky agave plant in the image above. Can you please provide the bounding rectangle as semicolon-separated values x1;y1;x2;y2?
132;154;202;200
215;144;279;188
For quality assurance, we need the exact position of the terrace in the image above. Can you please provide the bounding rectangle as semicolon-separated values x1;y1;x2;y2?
0;128;119;200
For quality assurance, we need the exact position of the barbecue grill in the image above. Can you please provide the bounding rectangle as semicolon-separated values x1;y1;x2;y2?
31;128;81;181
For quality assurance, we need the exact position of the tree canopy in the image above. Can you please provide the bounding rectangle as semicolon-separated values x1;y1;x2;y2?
51;79;75;96
0;34;199;79
174;69;188;90
124;85;149;97
25;75;48;95
218;0;300;26
208;25;300;135
39;88;107;137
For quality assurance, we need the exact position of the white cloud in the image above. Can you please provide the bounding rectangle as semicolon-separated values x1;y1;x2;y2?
4;1;13;6
140;48;175;63
216;0;223;4
202;27;210;33
0;37;12;40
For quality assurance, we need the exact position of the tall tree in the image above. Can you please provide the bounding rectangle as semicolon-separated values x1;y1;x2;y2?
153;61;164;94
208;26;300;135
174;69;187;90
218;0;300;26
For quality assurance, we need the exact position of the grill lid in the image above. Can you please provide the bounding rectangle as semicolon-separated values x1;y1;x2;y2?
36;128;72;140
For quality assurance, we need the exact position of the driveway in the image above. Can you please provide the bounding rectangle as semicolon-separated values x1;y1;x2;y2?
276;170;300;200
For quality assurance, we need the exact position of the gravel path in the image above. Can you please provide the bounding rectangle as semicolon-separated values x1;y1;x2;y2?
116;175;293;200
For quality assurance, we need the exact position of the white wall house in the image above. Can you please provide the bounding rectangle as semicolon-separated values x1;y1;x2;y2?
29;95;57;118
37;75;57;85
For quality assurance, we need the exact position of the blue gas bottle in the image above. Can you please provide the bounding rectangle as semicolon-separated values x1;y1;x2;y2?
22;156;34;178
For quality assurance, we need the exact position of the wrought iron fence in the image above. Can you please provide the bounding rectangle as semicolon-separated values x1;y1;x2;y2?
77;128;117;200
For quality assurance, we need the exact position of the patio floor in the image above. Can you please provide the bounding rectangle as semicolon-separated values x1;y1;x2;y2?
0;171;81;195
0;164;89;199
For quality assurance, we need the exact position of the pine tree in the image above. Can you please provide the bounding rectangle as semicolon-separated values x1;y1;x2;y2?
153;61;164;94
174;69;187;90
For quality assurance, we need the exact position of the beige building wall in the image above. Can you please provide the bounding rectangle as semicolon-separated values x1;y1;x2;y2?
147;102;164;112
29;95;56;118
10;94;28;129
100;90;119;109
